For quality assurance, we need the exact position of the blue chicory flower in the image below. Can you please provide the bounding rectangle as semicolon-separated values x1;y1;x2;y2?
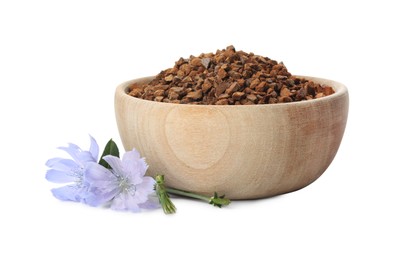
84;149;157;212
45;136;99;203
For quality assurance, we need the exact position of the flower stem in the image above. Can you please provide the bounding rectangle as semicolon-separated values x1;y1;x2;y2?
166;187;209;202
166;187;231;208
154;174;231;214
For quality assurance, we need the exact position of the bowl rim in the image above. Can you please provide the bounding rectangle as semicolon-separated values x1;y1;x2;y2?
116;75;348;108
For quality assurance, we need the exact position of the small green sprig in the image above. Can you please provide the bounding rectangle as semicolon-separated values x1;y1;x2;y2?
209;192;231;208
155;175;177;214
154;174;231;214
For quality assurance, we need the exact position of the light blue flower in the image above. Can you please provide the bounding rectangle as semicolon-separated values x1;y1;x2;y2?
45;136;99;203
85;149;157;212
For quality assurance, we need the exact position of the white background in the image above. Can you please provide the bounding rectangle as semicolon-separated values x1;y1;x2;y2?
1;0;397;259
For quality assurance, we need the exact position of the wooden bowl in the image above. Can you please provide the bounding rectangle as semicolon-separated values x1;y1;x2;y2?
115;76;349;199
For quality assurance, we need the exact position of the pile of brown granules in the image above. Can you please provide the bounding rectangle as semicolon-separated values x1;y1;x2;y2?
128;45;334;105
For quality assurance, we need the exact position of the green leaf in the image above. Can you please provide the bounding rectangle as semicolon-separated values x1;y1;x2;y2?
209;192;231;208
98;139;120;169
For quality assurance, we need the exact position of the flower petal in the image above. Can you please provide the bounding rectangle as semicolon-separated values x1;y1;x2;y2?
102;155;124;175
85;162;116;186
51;185;80;202
139;194;160;209
89;135;99;162
111;193;141;212
58;142;95;164
122;149;148;180
46;169;78;183
46;157;63;167
138;176;156;192
84;162;120;206
58;143;83;162
84;187;119;207
126;148;141;160
133;176;156;204
46;158;78;172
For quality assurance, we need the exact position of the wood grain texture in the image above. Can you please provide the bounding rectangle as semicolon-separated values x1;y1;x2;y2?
115;76;349;199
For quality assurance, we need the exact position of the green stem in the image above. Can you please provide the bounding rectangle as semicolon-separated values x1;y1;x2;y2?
166;187;231;208
166;187;210;202
154;175;231;213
